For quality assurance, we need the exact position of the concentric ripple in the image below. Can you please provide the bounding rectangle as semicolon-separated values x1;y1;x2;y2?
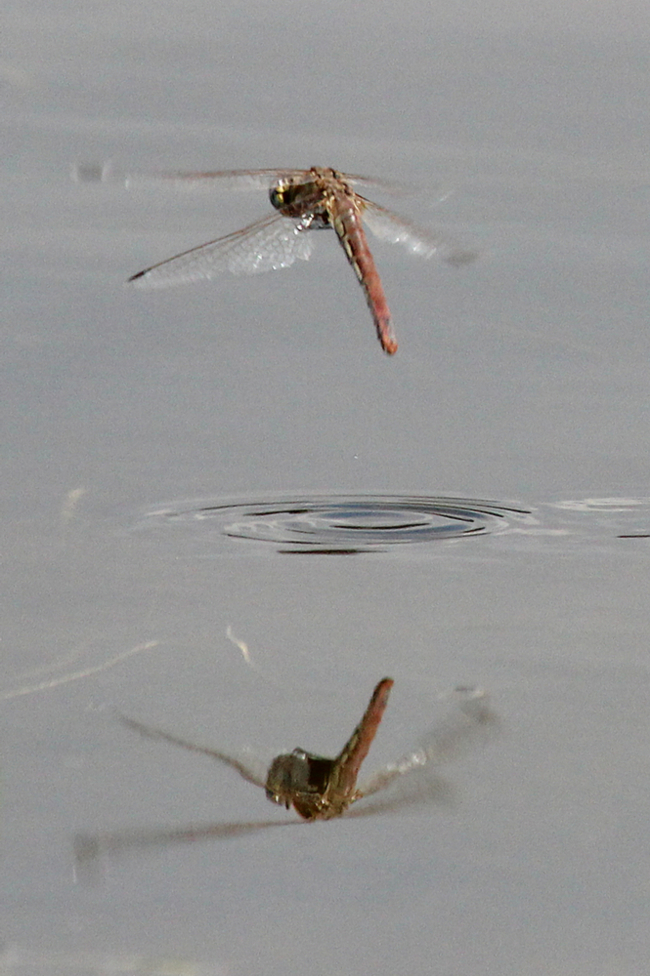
140;494;534;554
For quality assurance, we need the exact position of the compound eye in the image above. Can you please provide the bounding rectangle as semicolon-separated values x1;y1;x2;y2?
269;185;286;210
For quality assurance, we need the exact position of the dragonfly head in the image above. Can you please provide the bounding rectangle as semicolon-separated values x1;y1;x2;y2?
265;752;299;807
269;180;292;211
265;748;336;808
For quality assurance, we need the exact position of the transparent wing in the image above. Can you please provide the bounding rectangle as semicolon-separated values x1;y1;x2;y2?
360;198;478;265
74;163;315;192
138;168;405;193
357;686;499;799
73;162;405;194
74;817;301;868
347;772;457;816
129;212;315;287
117;713;269;789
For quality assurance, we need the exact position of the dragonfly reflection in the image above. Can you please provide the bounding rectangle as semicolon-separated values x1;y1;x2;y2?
78;163;476;355
75;679;498;865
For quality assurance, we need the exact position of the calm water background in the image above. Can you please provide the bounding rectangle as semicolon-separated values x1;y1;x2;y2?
2;1;649;973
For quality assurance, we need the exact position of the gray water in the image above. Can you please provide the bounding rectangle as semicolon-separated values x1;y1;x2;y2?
2;1;649;973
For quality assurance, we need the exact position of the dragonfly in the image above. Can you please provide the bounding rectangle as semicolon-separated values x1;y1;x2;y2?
79;163;476;355
74;679;498;864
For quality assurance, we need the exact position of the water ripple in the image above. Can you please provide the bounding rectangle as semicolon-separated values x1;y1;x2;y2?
140;494;534;555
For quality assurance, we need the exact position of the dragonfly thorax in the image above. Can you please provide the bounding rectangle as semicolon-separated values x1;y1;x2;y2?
265;748;336;812
268;175;336;227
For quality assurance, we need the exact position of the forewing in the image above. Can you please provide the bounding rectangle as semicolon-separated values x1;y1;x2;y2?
346;774;457;816
74;817;304;872
73;163;406;194
154;170;406;193
74;163;311;191
117;713;269;789
357;686;499;799
360;199;478;265
129;213;314;287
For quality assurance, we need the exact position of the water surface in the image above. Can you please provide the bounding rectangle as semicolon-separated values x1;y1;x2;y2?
2;1;649;974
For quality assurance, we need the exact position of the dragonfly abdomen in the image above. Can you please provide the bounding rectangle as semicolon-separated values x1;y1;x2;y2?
331;205;398;356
